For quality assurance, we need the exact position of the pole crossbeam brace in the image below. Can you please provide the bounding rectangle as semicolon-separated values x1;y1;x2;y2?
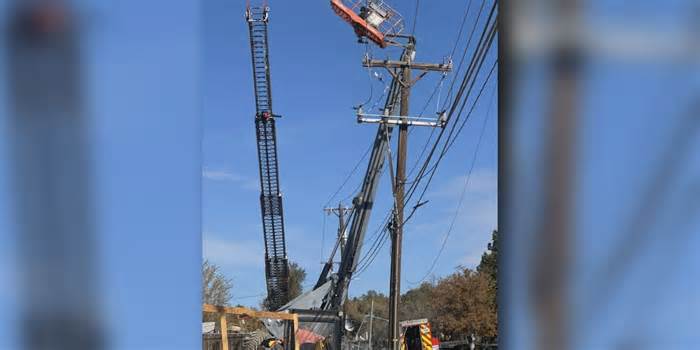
357;114;445;128
362;58;452;72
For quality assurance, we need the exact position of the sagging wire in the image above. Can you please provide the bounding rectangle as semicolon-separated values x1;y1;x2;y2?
321;210;327;266
406;82;496;286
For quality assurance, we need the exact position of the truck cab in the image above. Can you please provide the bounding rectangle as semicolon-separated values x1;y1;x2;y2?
400;319;439;350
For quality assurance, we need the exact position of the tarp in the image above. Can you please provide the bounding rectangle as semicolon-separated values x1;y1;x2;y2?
202;322;216;334
262;280;335;341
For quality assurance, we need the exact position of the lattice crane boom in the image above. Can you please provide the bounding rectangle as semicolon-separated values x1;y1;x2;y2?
246;4;290;310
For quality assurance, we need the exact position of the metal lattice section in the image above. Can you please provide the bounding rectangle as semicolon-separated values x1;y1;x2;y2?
246;5;289;310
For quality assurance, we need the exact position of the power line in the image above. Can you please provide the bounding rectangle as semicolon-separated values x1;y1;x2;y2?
323;143;373;208
402;0;477;176
407;83;496;285
443;0;488;109
449;0;475;58
411;0;421;35
232;293;266;300
404;0;497;198
353;211;392;277
340;0;498;281
403;60;498;225
402;14;498;214
321;209;327;263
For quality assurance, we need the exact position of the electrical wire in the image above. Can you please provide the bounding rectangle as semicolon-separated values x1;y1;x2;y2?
348;0;498;278
401;29;497;221
323;143;373;208
411;0;421;35
406;83;496;285
403;60;498;225
352;207;394;279
232;293;266;300
443;0;488;110
321;210;327;264
404;4;498;194
450;0;475;58
403;0;497;195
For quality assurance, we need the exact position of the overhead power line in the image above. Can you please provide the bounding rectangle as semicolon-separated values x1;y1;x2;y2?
407;83;496;285
344;0;499;278
411;0;421;35
402;10;498;221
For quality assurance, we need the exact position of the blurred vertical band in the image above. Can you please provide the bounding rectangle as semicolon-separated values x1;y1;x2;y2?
1;0;202;349
5;1;103;349
502;0;700;349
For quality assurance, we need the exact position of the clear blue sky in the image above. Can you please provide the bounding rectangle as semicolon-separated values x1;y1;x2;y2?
202;0;498;307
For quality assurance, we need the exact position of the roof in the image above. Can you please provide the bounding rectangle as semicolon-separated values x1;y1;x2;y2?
400;318;429;328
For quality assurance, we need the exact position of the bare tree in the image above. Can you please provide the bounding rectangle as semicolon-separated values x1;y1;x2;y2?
203;260;233;306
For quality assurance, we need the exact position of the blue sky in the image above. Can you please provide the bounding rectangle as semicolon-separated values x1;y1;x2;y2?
202;0;498;307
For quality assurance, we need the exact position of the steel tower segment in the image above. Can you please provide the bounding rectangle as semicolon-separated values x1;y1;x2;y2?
246;5;290;310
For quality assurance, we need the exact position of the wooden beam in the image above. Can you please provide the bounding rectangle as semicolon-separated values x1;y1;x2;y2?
220;313;229;350
293;314;300;350
203;304;297;321
204;303;300;350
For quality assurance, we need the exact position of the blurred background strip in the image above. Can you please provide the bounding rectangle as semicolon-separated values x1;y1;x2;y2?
1;0;201;349
503;0;700;349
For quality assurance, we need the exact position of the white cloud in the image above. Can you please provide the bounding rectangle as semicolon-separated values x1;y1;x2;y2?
203;235;264;268
414;168;497;270
431;168;497;200
202;169;244;181
202;168;259;191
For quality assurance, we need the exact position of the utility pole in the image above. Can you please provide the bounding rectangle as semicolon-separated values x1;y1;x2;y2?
530;1;578;350
388;42;412;350
325;203;353;252
369;298;374;350
359;36;451;350
324;202;353;348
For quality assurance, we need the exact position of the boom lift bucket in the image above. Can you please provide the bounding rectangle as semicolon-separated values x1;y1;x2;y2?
330;0;404;48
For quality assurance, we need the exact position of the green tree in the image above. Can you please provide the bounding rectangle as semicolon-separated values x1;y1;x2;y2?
202;259;233;306
288;261;307;300
433;267;497;340
400;282;437;323
477;230;498;283
345;291;390;348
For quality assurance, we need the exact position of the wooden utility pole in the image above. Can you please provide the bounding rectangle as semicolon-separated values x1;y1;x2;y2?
325;203;352;252
368;298;374;350
530;1;578;349
361;37;451;350
388;43;412;350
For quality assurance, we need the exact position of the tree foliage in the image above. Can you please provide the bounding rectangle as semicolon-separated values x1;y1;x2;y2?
288;261;307;300
477;230;498;284
202;259;233;306
345;290;389;348
344;229;499;344
400;282;437;322
261;261;307;310
433;268;497;339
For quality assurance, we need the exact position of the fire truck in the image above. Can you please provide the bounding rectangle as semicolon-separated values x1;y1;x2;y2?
400;319;440;350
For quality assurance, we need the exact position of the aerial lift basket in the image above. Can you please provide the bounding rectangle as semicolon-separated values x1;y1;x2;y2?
330;0;404;48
